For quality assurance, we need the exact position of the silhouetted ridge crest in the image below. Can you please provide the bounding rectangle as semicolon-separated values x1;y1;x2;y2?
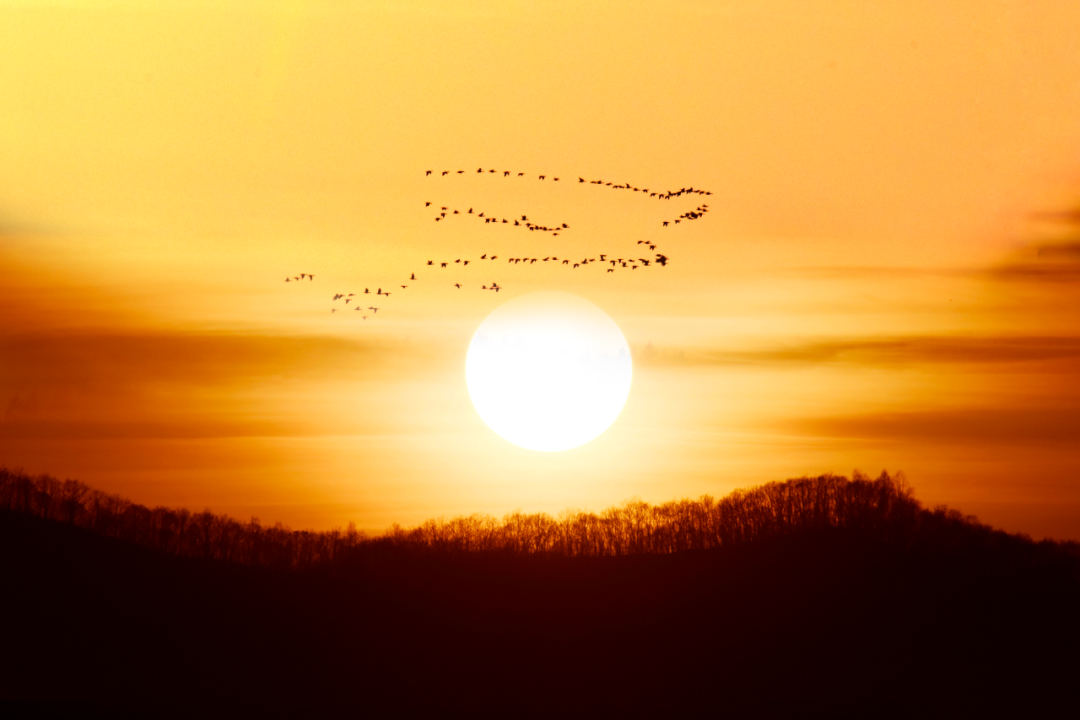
2;467;1076;571
384;471;920;556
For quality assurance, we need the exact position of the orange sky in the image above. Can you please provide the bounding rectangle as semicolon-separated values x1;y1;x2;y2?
2;1;1080;539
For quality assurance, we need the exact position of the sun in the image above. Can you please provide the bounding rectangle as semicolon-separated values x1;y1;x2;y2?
466;291;633;452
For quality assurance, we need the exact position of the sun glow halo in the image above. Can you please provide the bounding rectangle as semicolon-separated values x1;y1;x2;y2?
466;292;632;452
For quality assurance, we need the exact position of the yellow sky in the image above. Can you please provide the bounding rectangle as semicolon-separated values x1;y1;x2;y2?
2;1;1080;538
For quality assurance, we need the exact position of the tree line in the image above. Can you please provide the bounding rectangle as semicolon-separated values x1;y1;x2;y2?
2;466;1076;571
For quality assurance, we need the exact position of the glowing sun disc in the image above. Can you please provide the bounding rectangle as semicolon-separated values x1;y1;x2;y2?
466;291;632;452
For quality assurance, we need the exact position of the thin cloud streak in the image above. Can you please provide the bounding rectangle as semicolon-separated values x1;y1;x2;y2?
786;406;1080;448
634;335;1080;369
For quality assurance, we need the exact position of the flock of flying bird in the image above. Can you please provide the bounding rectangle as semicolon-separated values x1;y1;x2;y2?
286;167;712;318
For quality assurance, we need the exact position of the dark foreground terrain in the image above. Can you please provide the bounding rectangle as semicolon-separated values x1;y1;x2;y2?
3;506;1078;716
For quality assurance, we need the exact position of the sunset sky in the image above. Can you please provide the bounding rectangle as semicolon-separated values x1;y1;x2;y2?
2;1;1080;539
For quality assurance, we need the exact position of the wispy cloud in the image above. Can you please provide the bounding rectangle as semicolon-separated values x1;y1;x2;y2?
634;335;1080;369
786;406;1080;447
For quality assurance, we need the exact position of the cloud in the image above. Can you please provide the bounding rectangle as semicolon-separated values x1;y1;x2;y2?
0;329;437;439
634;335;1080;369
786;406;1080;447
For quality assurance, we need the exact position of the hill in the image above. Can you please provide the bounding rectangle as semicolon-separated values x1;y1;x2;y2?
2;470;1079;714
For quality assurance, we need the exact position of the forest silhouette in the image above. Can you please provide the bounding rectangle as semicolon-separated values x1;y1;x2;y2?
2;467;1078;714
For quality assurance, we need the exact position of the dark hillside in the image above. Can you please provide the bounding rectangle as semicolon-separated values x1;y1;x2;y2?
3;501;1078;715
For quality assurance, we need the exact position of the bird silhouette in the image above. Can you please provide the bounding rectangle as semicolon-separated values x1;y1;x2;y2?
426;170;432;175
410;273;416;280
454;283;461;289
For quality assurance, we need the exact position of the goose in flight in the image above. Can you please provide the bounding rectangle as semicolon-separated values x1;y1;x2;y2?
441;262;448;268
410;273;416;280
454;283;461;289
426;170;432;175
